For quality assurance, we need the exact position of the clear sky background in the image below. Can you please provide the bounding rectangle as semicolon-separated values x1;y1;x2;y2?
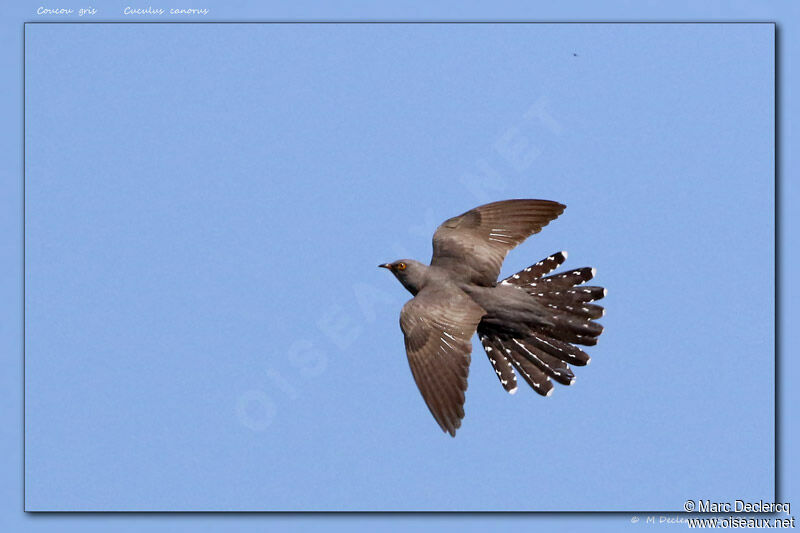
2;1;794;530
23;22;774;512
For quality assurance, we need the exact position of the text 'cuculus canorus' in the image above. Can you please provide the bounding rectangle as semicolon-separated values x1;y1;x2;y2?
379;199;606;436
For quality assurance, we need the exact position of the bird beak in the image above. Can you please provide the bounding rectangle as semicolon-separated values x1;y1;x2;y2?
378;263;392;269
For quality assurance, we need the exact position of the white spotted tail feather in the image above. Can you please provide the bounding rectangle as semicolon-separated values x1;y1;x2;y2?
479;334;518;394
480;251;605;397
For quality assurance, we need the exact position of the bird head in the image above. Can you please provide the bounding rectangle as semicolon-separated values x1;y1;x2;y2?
378;259;427;295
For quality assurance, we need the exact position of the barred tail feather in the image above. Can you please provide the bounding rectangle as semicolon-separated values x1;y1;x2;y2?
512;339;575;385
480;253;604;396
543;308;604;338
527;331;592;366
479;332;588;395
500;251;567;287
497;339;554;397
502;254;606;304
479;333;518;394
560;286;607;303
526;267;596;291
503;253;605;341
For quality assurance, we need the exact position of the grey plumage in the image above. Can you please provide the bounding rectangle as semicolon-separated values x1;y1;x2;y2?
380;199;605;436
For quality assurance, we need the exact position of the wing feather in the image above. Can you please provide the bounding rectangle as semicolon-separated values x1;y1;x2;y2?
431;199;565;286
399;285;485;436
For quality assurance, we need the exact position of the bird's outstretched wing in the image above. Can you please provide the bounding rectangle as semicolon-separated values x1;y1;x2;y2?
431;199;566;286
399;285;485;436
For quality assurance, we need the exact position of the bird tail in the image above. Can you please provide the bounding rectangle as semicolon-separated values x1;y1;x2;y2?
480;252;606;396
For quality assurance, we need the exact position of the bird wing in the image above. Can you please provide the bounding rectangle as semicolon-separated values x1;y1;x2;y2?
399;284;485;437
431;199;566;286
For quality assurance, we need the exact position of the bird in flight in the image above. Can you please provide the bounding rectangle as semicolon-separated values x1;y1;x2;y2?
379;199;605;436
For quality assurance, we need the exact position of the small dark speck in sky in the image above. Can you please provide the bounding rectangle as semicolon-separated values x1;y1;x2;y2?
573;53;578;57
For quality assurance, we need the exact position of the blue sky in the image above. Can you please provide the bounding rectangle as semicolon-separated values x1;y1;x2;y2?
1;0;797;530
22;22;774;512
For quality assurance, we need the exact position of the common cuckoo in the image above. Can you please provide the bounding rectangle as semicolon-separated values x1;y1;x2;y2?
379;199;605;436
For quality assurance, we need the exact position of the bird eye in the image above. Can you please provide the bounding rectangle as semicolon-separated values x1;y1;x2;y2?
396;262;407;271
